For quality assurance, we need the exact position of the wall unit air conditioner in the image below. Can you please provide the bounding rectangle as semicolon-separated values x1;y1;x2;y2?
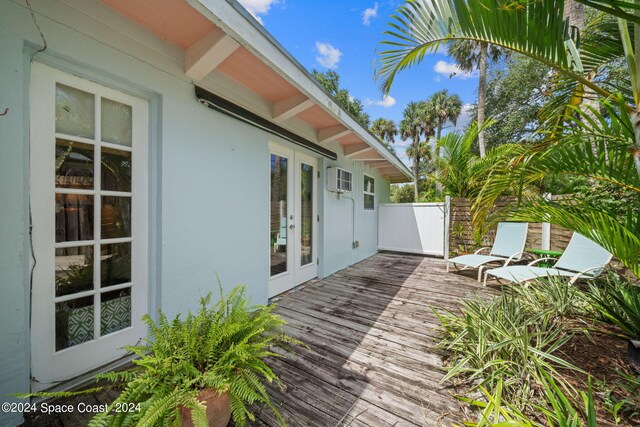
327;167;353;193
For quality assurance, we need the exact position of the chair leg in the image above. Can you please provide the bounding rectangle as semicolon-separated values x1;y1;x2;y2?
477;266;485;282
483;272;489;287
446;262;450;273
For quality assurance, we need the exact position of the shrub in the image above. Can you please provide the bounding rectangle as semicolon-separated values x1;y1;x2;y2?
587;273;640;340
434;293;580;409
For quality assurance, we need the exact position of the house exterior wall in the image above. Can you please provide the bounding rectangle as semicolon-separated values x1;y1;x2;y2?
319;143;391;277
0;1;390;424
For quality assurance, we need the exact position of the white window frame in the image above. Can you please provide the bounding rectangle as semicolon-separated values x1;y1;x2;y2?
363;173;375;211
30;63;149;389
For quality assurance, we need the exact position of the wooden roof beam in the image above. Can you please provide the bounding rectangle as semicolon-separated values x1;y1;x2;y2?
186;28;240;81
318;125;351;144
272;94;314;122
368;161;392;169
344;143;372;158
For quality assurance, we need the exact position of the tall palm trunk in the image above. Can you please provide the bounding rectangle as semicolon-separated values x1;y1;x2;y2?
413;136;420;200
477;42;488;158
435;124;443;194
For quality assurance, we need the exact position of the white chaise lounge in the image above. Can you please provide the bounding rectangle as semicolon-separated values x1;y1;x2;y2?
447;222;529;282
483;232;612;286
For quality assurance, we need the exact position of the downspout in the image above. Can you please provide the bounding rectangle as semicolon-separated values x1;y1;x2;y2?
341;194;358;249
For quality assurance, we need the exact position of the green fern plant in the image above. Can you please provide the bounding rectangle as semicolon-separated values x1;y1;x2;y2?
84;284;301;427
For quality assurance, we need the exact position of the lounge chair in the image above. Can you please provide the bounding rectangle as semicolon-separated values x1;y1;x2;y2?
447;222;529;282
483;232;612;286
273;217;287;253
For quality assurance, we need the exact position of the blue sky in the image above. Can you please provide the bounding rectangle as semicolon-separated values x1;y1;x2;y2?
237;0;480;165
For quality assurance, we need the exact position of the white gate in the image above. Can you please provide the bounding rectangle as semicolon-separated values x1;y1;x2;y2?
378;198;450;257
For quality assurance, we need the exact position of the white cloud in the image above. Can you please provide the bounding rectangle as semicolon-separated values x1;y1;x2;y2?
237;0;279;24
315;42;342;69
364;94;396;107
362;3;379;26
433;60;477;79
452;103;474;131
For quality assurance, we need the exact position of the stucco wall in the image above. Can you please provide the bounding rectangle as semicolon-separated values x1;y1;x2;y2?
319;143;391;277
0;1;391;425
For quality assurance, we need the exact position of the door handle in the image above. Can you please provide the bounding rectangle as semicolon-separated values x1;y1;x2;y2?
289;224;295;230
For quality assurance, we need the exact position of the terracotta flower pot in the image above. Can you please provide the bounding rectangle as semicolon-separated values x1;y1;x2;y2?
180;389;231;427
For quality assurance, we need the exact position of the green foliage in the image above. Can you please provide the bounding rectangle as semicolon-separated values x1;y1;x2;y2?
433;280;629;426
370;118;398;145
426;89;463;148
87;284;302;427
587;273;640;340
475;99;640;278
433;120;523;198
535;370;598;427
595;370;640;424
473;54;549;148
434;293;580;409
390;184;415;203
505;277;592;321
311;70;370;127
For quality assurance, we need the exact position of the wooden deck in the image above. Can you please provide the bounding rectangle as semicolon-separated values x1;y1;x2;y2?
23;253;490;427
252;252;490;427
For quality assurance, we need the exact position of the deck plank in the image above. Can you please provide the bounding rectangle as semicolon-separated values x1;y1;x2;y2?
251;253;489;427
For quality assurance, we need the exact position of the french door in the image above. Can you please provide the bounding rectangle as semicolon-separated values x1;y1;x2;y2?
30;63;148;389
269;145;318;297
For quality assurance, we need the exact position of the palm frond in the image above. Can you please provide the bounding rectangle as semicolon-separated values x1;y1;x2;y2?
507;200;640;277
377;0;613;101
575;0;640;24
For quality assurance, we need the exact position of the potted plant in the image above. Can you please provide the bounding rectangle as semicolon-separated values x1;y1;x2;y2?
87;284;301;426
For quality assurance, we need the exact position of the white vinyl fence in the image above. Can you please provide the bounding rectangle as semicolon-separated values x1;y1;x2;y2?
378;198;450;258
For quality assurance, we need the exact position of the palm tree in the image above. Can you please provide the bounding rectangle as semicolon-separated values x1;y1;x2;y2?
427;90;463;158
376;0;640;275
446;41;502;157
434;119;520;198
370;118;398;152
400;101;434;199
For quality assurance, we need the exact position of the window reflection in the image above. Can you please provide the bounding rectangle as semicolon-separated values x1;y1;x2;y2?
55;193;94;243
55;246;94;297
101;242;131;288
55;83;95;139
55;139;94;189
300;164;313;266
101;147;131;192
270;154;288;276
101;196;131;239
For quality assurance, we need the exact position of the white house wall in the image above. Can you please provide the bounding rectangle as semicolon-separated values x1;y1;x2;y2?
0;1;390;424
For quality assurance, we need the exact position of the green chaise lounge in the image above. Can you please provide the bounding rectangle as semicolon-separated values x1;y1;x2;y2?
447;222;529;282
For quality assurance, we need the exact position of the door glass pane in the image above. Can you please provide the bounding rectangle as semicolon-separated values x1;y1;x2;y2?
56;296;94;351
101;196;131;239
55;246;93;297
101;288;131;335
270;154;288;276
56;83;95;139
55;139;94;189
101;242;131;287
101;98;132;147
56;193;94;242
101;147;131;192
300;163;313;266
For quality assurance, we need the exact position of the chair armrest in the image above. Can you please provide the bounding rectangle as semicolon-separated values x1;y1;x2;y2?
503;251;527;267
568;266;604;285
474;247;491;255
527;257;556;266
